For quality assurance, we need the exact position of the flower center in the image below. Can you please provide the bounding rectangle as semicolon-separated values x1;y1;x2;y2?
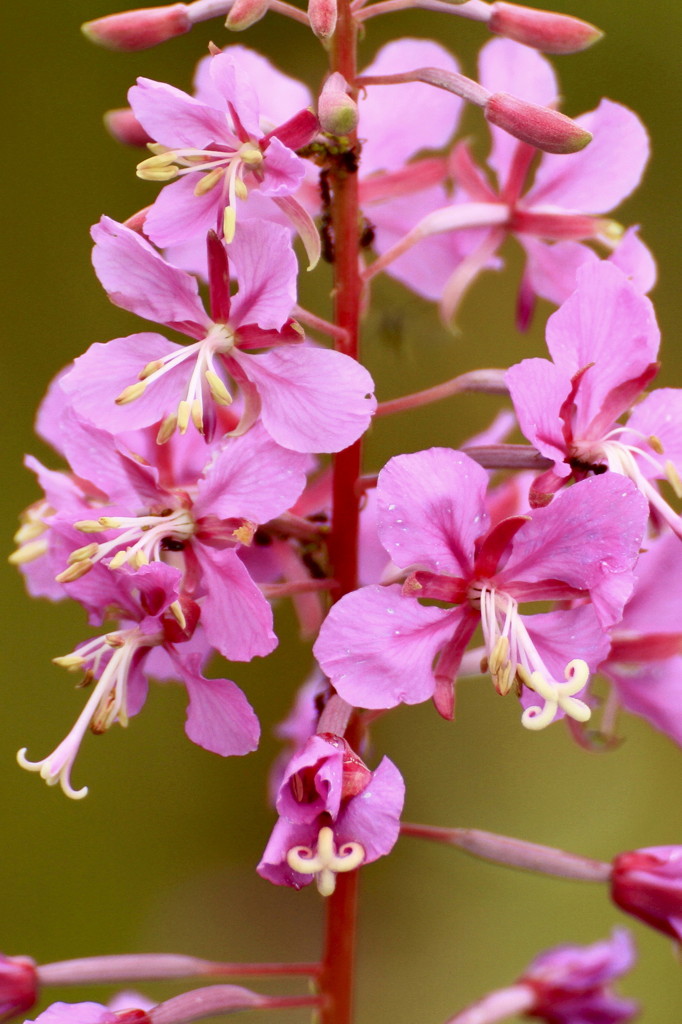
286;826;365;897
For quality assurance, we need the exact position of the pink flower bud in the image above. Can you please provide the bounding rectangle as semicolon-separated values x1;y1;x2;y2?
104;108;152;148
318;73;358;136
484;93;592;154
611;846;682;941
308;0;337;40
81;4;191;51
0;955;38;1022
489;2;603;54
225;0;269;31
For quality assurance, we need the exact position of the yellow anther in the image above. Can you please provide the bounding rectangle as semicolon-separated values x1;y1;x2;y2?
170;601;187;630
602;219;624;242
55;560;94;583
98;516;123;528
239;145;263;167
138;359;166;381
67;543;99;565
14;521;47;544
665;459;682;499
136;153;179;181
109;549;130;570
223;205;237;244
105;634;125;648
234;178;248;201
205;370;233;406
191;399;204;432
52;653;86;670
156;414;178;445
74;520;106;533
177;400;191;434
233;521;256;545
132;550;149;568
193;167;224;197
8;539;48;565
648;434;664;455
115;381;147;405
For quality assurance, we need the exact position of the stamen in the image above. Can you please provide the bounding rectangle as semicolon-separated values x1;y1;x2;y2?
666;459;682;499
8;539;48;565
115;381;147;405
193;167;225;197
286;826;365;897
520;659;591;731
205;370;233;405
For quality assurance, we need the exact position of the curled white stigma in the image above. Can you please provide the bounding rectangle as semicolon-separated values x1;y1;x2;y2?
286;826;365;897
520;659;591;731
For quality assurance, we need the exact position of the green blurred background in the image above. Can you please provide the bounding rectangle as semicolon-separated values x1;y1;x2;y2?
3;1;682;1020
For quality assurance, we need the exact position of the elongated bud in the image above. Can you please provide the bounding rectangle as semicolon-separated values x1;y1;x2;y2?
611;846;682;941
104;108;152;148
225;0;269;30
318;73;358;136
0;955;38;1022
489;2;602;54
82;4;191;51
309;0;337;40
485;93;592;154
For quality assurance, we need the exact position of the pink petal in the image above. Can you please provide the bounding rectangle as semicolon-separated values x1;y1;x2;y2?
609;226;657;293
195;545;276;660
229;221;297;329
255;136;306;197
144;174;224;248
236;345;376;453
91;217;209;332
478;38;558;185
621;533;682;635
626;388;682;480
528;100;649;214
359;39;463;175
337;756;405;862
60;333;184;433
128;78;228;148
209;52;261;137
608;659;682;748
174;651;260;756
505;357;571;465
377;448;489;574
313;585;461;708
520;236;598;306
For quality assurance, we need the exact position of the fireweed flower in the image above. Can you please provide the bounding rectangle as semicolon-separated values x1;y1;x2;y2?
611;846;682;942
18;562;260;798
370;38;653;325
129;48;318;252
314;448;648;725
506;261;682;534
60;218;375;451
257;734;404;895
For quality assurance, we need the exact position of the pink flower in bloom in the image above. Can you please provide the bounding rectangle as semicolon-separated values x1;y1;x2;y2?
506;261;682;534
611;846;682;941
0;955;37;1023
372;38;653;325
257;734;404;894
60;218;375;452
521;928;638;1023
129;49;318;249
25;1004;149;1024
314;448;648;726
18;561;260;798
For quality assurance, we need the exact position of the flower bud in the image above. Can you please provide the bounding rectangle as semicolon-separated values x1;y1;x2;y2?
489;2;603;54
318;73;358;136
81;4;191;51
0;955;38;1022
611;846;682;940
104;109;152;148
485;92;592;154
308;0;337;41
225;0;269;31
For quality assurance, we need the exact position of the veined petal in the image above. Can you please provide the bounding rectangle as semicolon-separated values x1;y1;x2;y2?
209;52;261;138
607;659;682;749
337;757;405;862
610;226;657;293
143;174;224;248
229;221;297;329
625;388;682;480
128;78;227;149
377;448;489;574
253;136;306;197
505;357;572;465
172;651;260;756
314;584;461;709
195;545;276;661
520;236;598;306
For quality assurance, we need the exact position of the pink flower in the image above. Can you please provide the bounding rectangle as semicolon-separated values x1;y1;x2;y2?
611;846;682;941
129;49;318;250
257;734;404;894
18;562;260;798
314;448;648;725
25;1004;149;1024
60;218;375;452
0;955;37;1023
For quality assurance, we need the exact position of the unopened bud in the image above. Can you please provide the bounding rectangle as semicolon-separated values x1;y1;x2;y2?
489;2;602;54
226;0;269;30
0;955;38;1022
309;0;337;41
318;73;358;136
485;92;592;154
104;108;152;148
611;846;682;941
82;4;191;51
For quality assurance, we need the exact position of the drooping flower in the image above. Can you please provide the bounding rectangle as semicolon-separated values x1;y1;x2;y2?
314;448;648;726
18;562;260;798
506;261;682;534
129;48;318;257
258;734;404;894
59;218;376;452
611;846;682;941
368;38;653;325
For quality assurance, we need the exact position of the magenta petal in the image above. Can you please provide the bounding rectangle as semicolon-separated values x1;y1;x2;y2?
337;757;405;863
128;78;227;148
173;651;260;756
360;38;463;175
621;533;682;634
209;52;261;137
525;606;610;683
608;659;682;749
276;735;343;823
529;100;650;214
237;346;376;453
28;1003;118;1024
505;357;571;464
91;217;209;331
478;38;558;185
520;236;598;306
609;226;657;294
255;136;306;197
143;174;223;248
545;262;660;431
60;333;184;433
625;388;682;480
377;448;489;574
195;426;307;523
193;46;312;126
229;221;297;329
195;545;276;660
314;585;460;709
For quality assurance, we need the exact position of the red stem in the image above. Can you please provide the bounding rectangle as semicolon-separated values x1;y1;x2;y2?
320;2;362;1022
